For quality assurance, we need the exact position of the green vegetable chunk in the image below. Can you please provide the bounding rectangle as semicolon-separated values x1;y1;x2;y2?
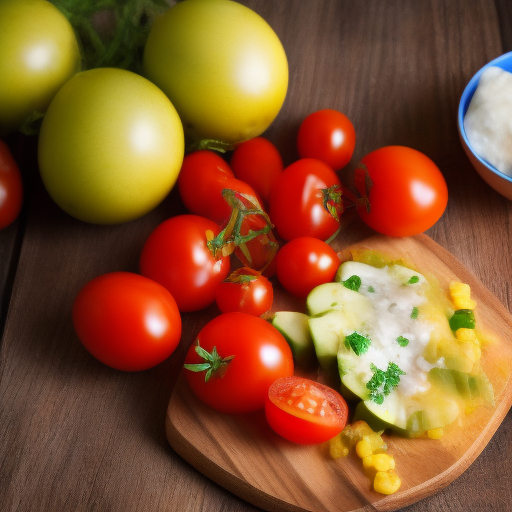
449;309;476;331
344;332;371;356
342;275;361;292
411;306;419;319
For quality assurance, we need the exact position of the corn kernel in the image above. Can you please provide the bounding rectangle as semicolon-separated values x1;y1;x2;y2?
455;328;476;341
449;281;477;310
363;453;396;472
427;428;444;439
373;471;402;495
356;438;373;459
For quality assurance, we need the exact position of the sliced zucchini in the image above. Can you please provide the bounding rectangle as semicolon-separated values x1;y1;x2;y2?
271;311;315;367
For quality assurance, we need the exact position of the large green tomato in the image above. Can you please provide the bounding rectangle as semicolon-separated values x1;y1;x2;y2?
143;0;288;145
0;0;81;135
38;68;185;225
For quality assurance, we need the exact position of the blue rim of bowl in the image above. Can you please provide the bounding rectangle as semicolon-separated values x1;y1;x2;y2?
458;51;512;184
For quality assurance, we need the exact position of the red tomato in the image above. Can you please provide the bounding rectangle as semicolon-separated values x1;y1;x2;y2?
276;237;339;298
184;312;294;414
139;215;230;312
230;137;283;203
177;149;262;225
215;267;273;316
354;146;448;237
0;139;23;229
72;272;182;371
265;376;348;444
177;150;233;220
269;158;342;242
297;109;356;171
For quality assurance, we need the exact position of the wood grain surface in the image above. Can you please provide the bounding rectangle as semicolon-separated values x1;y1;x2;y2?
1;1;512;512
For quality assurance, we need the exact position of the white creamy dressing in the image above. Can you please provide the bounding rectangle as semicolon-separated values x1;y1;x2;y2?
339;262;441;399
464;66;512;176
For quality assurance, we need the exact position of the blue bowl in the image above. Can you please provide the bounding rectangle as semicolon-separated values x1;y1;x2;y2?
458;51;512;200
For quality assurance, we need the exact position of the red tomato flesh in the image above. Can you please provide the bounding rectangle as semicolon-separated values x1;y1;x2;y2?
266;376;348;444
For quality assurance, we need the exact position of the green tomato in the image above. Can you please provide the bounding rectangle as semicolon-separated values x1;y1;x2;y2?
0;0;81;135
143;0;288;145
38;68;185;225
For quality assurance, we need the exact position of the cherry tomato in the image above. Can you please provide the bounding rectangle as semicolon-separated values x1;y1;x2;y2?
297;109;356;171
215;267;273;316
184;312;294;414
265;376;348;444
230;137;283;203
276;237;339;298
177;150;234;219
72;272;182;371
0;140;23;229
139;215;230;312
354;146;448;237
177;149;262;225
269;158;342;242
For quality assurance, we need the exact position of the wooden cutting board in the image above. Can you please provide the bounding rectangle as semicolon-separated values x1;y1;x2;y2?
166;234;512;512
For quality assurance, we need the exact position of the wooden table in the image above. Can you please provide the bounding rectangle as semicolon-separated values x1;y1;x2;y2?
1;1;512;511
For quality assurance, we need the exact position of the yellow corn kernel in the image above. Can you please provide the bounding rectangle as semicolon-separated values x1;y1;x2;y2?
356;438;373;459
427;428;444;439
329;435;349;459
449;281;477;310
363;453;396;472
373;471;402;495
455;328;476;341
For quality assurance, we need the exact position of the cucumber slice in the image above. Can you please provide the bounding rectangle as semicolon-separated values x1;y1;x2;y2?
271;311;315;367
306;282;373;318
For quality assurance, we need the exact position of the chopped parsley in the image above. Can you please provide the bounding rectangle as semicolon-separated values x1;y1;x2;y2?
367;285;375;293
411;306;419;319
396;335;409;347
406;275;419;285
366;362;406;404
344;332;371;356
342;275;361;292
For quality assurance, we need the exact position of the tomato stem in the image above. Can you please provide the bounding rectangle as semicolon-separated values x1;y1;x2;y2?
183;343;234;382
321;184;344;222
207;190;278;271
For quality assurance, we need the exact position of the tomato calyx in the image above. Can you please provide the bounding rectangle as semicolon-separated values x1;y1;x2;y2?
223;267;259;285
321;183;344;223
206;189;278;271
183;342;235;382
353;163;374;214
186;137;236;154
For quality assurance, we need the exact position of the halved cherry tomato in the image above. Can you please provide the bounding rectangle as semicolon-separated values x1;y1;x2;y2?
139;214;230;312
297;109;356;171
72;272;182;371
184;312;294;414
215;267;273;316
230;137;283;203
276;237;339;298
265;376;348;444
269;158;342;242
354;146;448;237
0;139;23;229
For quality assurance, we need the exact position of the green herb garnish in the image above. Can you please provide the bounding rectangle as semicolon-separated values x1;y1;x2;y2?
366;362;406;404
344;332;371;356
396;335;409;347
343;275;361;292
367;285;375;293
406;276;419;285
411;306;419;319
